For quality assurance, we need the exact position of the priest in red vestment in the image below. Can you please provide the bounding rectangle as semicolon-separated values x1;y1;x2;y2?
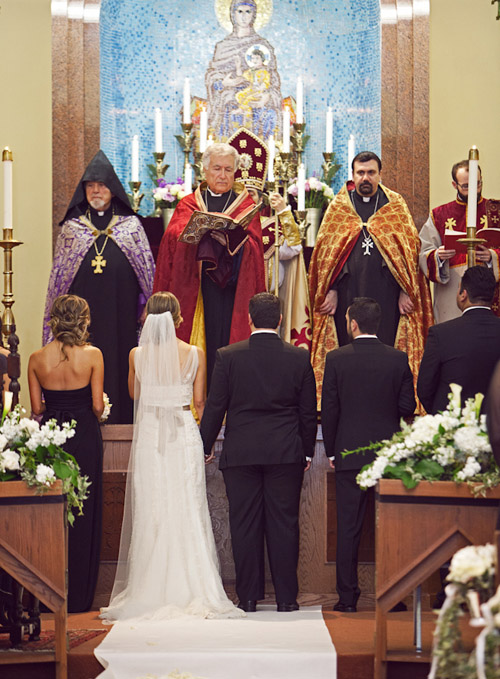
153;142;265;387
419;160;500;322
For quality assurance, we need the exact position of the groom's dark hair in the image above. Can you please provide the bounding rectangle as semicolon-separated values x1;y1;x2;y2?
249;293;281;329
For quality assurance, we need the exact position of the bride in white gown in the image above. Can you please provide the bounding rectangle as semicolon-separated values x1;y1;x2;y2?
100;292;244;621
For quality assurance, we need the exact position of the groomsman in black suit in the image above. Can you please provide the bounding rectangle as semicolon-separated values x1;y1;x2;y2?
417;265;500;415
321;298;416;612
200;293;317;613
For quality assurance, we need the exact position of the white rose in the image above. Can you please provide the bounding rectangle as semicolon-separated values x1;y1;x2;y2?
1;448;20;471
35;464;56;486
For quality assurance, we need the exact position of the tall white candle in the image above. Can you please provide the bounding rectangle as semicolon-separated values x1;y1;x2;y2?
325;107;333;154
199;106;208;153
467;148;479;228
297;163;306;211
131;135;139;182
2;147;13;230
183;78;191;124
283;107;290;153
184;164;193;193
267;135;275;182
296;77;303;125
347;134;356;181
154;108;163;153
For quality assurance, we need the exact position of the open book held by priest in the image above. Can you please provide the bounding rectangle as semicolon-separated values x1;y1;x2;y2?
178;202;261;245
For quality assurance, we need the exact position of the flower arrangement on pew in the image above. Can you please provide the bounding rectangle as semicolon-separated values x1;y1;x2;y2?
429;543;500;679
347;385;500;493
0;395;89;525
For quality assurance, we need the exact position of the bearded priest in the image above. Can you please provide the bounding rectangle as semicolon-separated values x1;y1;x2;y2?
309;151;433;408
42;150;155;423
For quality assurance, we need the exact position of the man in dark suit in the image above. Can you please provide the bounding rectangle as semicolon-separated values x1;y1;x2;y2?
321;297;416;612
200;293;317;613
417;265;500;415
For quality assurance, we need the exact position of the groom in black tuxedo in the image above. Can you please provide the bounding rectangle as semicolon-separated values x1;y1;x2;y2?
321;297;416;612
200;293;317;612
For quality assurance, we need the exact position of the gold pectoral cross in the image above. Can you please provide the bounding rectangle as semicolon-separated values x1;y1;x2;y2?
92;253;107;274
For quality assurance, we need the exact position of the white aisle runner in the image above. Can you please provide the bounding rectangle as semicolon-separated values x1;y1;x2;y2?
94;605;336;679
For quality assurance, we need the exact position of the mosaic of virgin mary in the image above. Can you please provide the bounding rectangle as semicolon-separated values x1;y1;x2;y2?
205;0;283;140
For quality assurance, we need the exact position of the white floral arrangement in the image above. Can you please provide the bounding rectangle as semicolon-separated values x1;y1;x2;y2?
0;398;90;525
288;175;334;209
153;178;188;208
100;393;112;422
351;385;499;492
429;543;500;679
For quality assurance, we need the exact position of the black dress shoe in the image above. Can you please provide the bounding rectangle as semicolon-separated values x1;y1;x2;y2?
238;600;257;612
333;602;357;613
277;602;299;612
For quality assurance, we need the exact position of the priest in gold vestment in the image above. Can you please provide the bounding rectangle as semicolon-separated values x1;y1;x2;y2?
309;151;433;406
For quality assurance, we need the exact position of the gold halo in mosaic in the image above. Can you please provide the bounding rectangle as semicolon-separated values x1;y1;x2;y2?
215;0;273;33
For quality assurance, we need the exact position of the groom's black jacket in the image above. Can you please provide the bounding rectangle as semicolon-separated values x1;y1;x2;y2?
200;332;317;466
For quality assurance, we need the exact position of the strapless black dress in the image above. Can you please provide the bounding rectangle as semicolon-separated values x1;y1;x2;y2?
42;384;103;613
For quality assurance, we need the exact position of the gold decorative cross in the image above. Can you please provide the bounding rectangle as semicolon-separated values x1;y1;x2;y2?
92;253;107;274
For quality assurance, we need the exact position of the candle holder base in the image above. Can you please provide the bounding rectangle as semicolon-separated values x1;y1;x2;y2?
128;181;144;213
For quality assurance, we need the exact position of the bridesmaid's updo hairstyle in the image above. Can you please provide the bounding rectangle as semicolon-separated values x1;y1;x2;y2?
49;294;90;359
145;292;183;328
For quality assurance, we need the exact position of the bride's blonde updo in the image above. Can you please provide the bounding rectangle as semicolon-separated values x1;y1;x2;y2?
49;294;90;359
145;292;183;328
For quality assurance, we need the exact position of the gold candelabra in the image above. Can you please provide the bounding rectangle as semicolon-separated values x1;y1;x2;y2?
192;150;205;185
152;151;169;180
457;146;485;268
177;122;194;173
292;122;306;168
128;181;144;213
294;209;309;243
322;152;334;179
1;148;22;403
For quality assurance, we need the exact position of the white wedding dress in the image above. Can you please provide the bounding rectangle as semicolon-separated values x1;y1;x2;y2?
100;311;243;622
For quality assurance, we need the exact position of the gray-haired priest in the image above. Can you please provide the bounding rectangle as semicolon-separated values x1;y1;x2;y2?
153;142;265;387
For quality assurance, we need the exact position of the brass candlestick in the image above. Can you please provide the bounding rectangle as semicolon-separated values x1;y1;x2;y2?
193;150;205;185
457;146;485;268
292;122;306;168
177;122;194;172
128;181;144;213
152;151;169;179
0;229;23;404
322;152;333;179
294;209;308;243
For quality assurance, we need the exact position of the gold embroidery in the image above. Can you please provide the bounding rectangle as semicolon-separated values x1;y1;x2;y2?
480;215;488;227
239;139;247;148
255;148;262;157
262;236;270;244
256;162;263;172
445;218;456;230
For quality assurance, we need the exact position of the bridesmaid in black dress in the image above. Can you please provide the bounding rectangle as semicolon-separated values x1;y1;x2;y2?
28;294;104;612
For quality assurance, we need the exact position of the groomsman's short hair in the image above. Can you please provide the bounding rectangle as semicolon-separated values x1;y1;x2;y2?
460;265;496;305
249;293;281;329
347;297;381;334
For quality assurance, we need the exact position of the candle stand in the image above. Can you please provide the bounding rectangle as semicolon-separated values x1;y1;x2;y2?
152;152;169;180
0;228;22;405
176;123;194;173
128;181;144;213
292;122;306;169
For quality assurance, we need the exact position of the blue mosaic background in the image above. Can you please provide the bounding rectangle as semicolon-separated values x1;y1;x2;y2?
100;0;381;214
